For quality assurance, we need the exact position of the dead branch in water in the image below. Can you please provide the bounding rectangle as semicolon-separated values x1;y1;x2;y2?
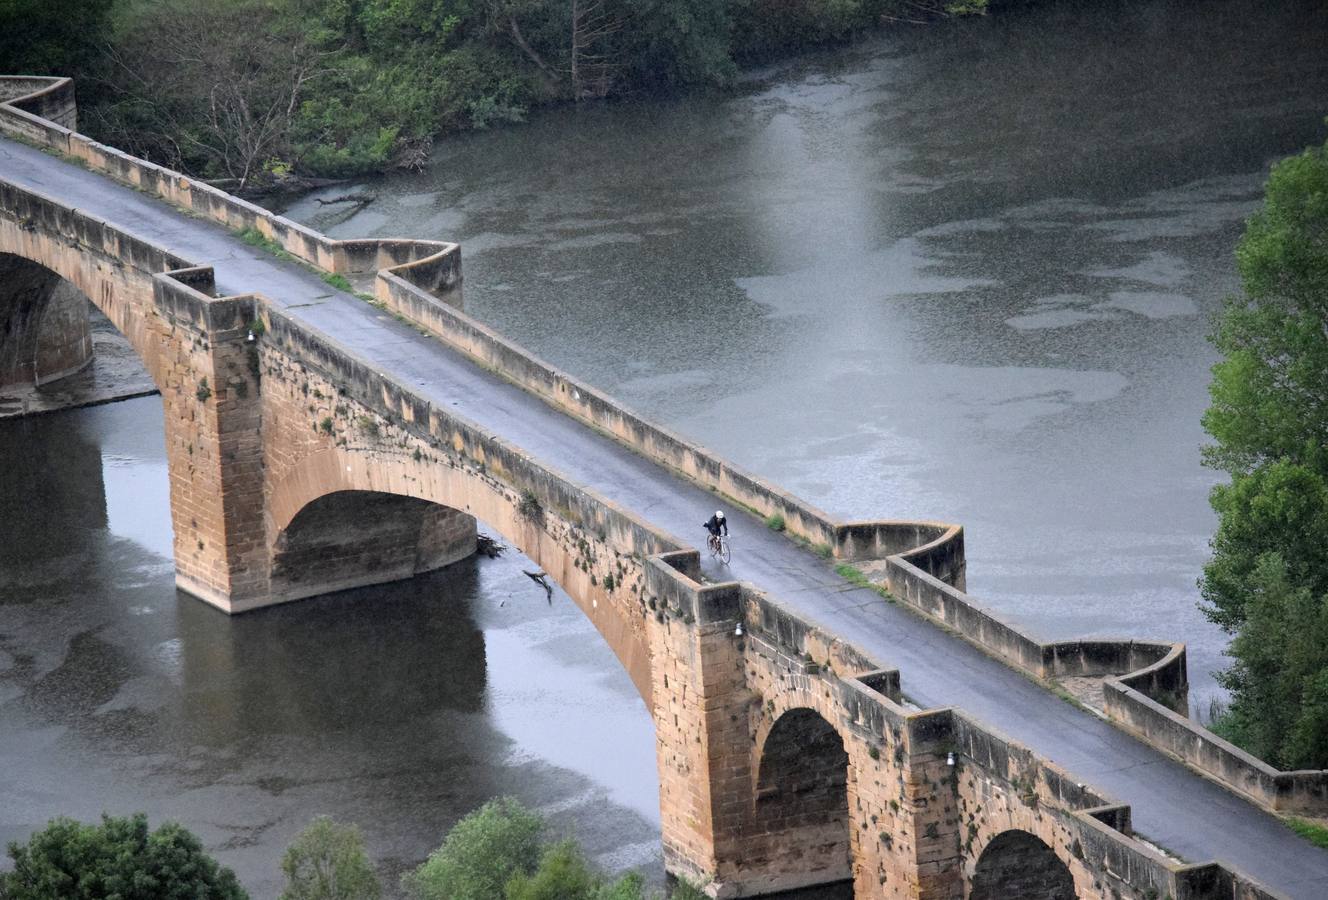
476;533;505;558
523;569;553;603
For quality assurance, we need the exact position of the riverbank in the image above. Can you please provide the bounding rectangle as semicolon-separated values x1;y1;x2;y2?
0;305;156;418
11;0;999;194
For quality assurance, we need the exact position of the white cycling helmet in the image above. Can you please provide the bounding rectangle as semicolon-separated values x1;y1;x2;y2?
715;510;725;519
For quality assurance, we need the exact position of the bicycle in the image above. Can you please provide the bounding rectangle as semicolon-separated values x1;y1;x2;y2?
708;532;731;564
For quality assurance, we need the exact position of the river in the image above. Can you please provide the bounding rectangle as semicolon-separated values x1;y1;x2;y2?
3;0;1327;895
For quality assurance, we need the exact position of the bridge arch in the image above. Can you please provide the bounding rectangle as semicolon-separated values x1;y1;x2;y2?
0;253;96;389
0;236;172;397
270;489;477;604
970;828;1077;900
750;705;853;887
264;443;652;703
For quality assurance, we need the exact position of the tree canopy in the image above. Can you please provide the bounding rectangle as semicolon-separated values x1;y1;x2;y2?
0;813;247;900
279;816;381;900
1201;133;1328;769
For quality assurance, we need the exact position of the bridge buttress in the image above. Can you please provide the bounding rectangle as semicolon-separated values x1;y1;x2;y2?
150;275;270;609
646;568;753;893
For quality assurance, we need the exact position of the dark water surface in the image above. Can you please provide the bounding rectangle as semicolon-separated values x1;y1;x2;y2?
285;0;1328;715
4;0;1328;895
0;401;661;895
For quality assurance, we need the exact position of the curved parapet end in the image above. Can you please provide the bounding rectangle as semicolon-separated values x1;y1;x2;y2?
0;75;77;137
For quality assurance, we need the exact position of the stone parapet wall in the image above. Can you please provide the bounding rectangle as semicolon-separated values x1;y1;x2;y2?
1105;678;1328;816
883;522;1328;814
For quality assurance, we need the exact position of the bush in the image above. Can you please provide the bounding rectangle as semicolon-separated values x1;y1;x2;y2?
0;813;246;900
504;840;599;900
403;797;543;900
279;816;380;900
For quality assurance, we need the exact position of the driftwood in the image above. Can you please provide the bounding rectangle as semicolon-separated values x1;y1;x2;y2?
523;569;554;603
476;533;505;558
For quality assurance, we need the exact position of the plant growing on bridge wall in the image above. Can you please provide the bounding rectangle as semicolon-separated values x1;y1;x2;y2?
196;377;212;402
517;489;543;521
1200;133;1328;769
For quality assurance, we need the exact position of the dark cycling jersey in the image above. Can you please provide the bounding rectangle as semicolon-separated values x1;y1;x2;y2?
703;514;728;536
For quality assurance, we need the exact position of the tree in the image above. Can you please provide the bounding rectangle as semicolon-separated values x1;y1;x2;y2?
403;797;543;900
1201;133;1328;769
93;0;330;188
0;0;115;77
0;813;247;900
279;816;381;900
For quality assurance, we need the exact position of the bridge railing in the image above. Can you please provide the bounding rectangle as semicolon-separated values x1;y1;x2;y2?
5;74;1326;819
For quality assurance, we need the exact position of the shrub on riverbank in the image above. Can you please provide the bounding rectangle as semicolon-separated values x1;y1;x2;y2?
0;813;247;900
279;816;381;900
404;797;704;900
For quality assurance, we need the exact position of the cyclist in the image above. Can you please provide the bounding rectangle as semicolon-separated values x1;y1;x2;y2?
703;510;728;554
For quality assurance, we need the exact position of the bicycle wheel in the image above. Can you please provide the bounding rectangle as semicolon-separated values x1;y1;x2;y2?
720;537;731;564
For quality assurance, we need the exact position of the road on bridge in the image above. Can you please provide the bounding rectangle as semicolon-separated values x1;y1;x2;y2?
2;134;1326;898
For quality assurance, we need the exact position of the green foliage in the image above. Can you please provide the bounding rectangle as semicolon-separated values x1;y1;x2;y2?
764;513;785;532
501;841;661;900
0;0;115;77
0;813;246;900
279;816;380;900
1201;135;1328;769
403;797;543;900
503;840;598;900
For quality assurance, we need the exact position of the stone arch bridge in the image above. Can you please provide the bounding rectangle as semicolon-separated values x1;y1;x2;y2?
0;76;1319;899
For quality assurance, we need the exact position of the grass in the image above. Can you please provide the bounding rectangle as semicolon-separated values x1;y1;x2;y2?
833;562;896;604
236;226;292;261
835;563;870;588
322;271;354;292
765;513;786;532
1287;817;1328;850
